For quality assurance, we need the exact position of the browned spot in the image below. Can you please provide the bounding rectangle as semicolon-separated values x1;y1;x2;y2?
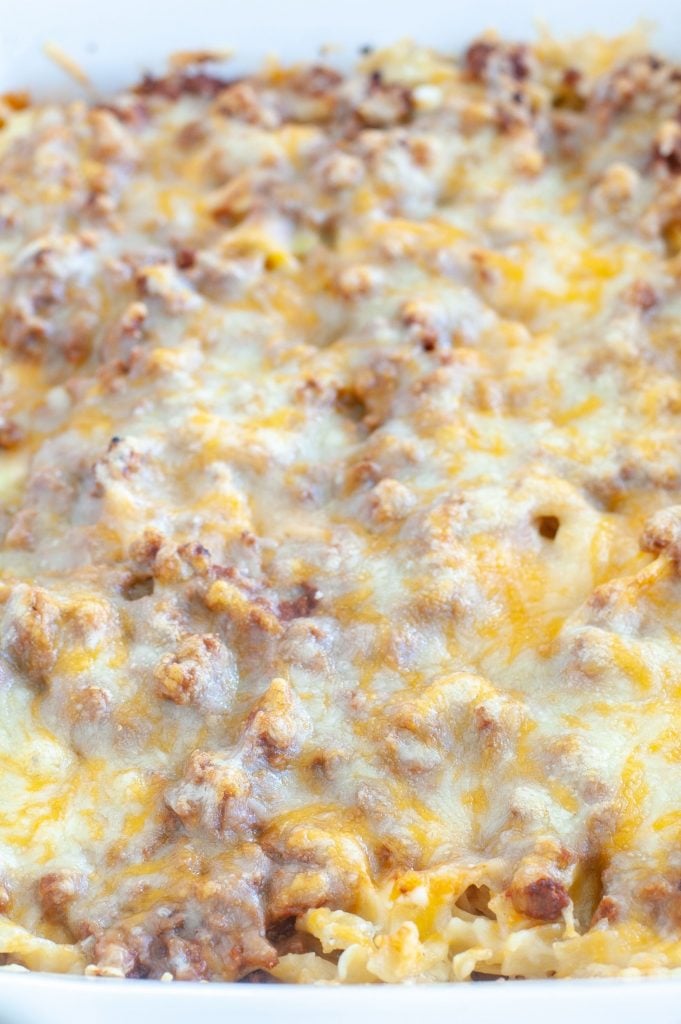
335;385;368;425
280;582;321;621
211;564;258;591
663;220;681;258
510;876;570;921
290;64;343;97
175;248;197;270
0;418;23;449
1;91;29;112
552;68;586;111
639;880;681;927
345;459;381;492
464;40;529;83
69;685;111;725
592;895;619;925
129;528;164;568
627;279;658;311
535;514;560;540
464;41;496;81
652;123;681;175
134;71;235;100
375;843;399;872
177;541;212;573
265;915;315;957
94;100;148;126
63;328;92;366
38;870;85;924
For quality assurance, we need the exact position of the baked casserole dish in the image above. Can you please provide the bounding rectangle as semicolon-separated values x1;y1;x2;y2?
1;27;681;982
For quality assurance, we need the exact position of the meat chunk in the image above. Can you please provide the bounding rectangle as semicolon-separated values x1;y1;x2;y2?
68;685;111;724
90;873;276;980
640;505;681;565
508;851;572;923
368;478;416;523
510;876;570;921
154;633;238;710
590;163;639;214
263;822;369;923
652;120;681;175
356;78;413;127
213;81;280;128
92;436;143;493
1;584;61;684
245;677;310;767
38;869;86;923
0;418;23;449
279;582;320;621
166;749;258;840
204;579;283;636
462;36;536;131
464;39;529;83
166;679;309;839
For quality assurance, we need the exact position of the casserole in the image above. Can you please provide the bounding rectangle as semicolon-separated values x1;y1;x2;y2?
1;0;681;1015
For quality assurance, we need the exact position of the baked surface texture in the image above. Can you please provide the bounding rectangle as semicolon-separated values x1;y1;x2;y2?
1;30;681;981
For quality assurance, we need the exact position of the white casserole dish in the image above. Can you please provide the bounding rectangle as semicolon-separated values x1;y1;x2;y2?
0;0;679;1018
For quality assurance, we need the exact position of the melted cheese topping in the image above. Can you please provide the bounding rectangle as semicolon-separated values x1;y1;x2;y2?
1;30;681;982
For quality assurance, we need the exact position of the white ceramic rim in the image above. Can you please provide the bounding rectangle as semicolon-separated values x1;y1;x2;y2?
0;0;676;96
4;972;681;1024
